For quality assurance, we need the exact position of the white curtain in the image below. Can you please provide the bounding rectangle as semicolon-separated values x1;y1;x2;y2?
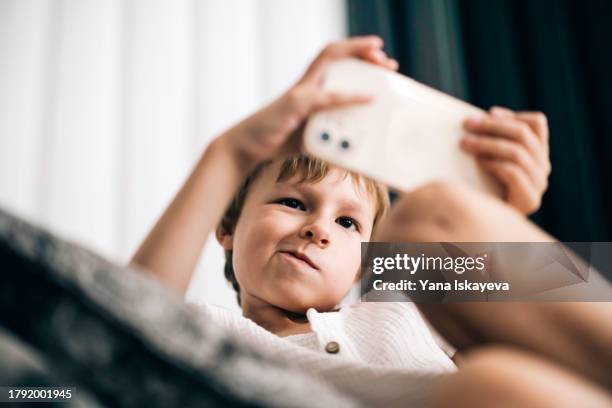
0;0;347;310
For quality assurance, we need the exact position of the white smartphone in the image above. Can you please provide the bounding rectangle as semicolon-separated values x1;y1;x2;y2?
303;58;503;197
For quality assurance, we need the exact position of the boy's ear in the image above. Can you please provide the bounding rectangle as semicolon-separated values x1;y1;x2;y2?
215;224;234;251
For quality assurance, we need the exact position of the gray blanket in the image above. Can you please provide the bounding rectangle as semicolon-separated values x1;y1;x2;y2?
0;208;358;407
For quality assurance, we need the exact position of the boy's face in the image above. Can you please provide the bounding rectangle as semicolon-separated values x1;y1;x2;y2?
221;160;376;313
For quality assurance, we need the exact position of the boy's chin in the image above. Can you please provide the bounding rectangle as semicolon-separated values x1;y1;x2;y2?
261;278;346;313
269;291;340;314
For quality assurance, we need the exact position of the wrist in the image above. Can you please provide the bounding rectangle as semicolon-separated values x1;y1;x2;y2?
213;129;262;176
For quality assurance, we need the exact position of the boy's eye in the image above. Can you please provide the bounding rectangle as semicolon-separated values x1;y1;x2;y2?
277;197;306;211
337;217;359;231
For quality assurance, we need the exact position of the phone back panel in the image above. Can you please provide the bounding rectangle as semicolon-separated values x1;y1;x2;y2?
303;59;502;197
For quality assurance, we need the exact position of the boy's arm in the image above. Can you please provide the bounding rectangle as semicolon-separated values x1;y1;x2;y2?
129;135;251;294
129;36;398;294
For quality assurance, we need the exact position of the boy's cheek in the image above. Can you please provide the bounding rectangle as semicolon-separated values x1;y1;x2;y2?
235;215;303;259
252;211;304;236
323;246;361;280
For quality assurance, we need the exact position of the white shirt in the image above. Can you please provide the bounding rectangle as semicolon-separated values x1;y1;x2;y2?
191;301;456;407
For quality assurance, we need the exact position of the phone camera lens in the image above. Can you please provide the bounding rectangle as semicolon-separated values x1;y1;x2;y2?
321;132;330;141
340;140;350;150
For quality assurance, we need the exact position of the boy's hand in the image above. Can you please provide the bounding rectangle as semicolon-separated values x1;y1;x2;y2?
223;36;398;169
460;107;551;214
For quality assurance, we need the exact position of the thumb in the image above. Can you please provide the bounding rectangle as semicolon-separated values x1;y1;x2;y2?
284;86;373;119
310;90;374;113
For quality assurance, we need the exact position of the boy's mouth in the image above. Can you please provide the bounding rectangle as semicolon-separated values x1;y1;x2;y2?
279;251;319;270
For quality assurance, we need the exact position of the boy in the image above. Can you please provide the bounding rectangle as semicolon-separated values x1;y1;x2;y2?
130;36;554;406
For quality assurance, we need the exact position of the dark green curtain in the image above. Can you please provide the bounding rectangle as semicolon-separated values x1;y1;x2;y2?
348;0;611;241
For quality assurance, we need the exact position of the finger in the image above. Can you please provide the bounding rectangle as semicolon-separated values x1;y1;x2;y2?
461;135;547;190
300;36;384;84
489;106;549;143
365;47;399;70
476;158;542;214
311;90;375;112
464;116;543;161
511;111;550;173
299;36;390;85
490;106;549;146
488;107;550;174
285;87;373;118
515;111;549;146
490;106;515;119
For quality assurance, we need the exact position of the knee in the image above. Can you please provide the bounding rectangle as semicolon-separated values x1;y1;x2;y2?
373;182;473;242
398;182;482;235
411;181;469;208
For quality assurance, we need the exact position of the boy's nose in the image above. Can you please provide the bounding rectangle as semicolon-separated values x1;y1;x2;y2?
300;223;330;247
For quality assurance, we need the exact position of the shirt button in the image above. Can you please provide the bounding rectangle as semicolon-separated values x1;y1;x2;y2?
325;341;340;354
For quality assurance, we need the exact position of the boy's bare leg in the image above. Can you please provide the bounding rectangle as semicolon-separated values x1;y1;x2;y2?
373;182;612;390
431;346;612;407
422;302;612;390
